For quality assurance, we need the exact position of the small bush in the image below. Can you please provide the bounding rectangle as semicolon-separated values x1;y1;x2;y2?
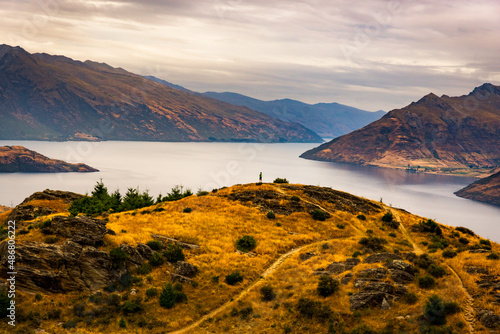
63;320;77;329
266;211;276;219
413;253;434;269
136;263;152;275
197;190;209;196
388;232;397;238
442;250;457;258
159;283;176;309
480;239;491;247
419;219;442;235
428;264;446;278
119;316;126;328
352;251;362;258
424;295;446;326
35;293;43;301
110;248;129;269
458;237;469;245
146;240;163;251
273;178;289;184
236;235;257;252
455;226;474;236
357;214;366;220
149;252;164;267
312;209;327;221
381;211;393;222
146;288;158;298
359;237;388;252
47;308;62;319
163;244;185;263
317;275;340;297
183;207;192;213
443;301;460;315
225;272;244;285
296;298;332;320
337;223;345;229
487;253;499;260
403;292;418;304
44;236;58;244
122;300;143;314
429;236;449;250
419;275;436;289
260;286;276;302
290;196;300;202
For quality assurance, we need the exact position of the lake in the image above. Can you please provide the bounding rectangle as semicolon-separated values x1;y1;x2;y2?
1;140;499;242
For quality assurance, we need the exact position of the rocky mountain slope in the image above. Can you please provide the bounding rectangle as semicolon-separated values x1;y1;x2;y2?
0;146;98;172
0;183;499;333
0;45;321;143
455;171;500;207
301;84;500;175
203;91;385;138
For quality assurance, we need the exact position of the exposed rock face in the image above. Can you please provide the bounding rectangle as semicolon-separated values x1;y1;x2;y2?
0;146;98;173
42;216;109;247
364;253;403;264
0;215;147;293
151;234;200;250
455;170;500;207
301;84;500;174
174;261;198;278
349;281;406;310
0;241;115;293
7;189;83;223
478;310;500;328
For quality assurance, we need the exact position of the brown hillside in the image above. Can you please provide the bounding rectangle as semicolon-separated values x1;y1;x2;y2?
0;45;321;143
455;171;500;207
301;84;500;175
0;145;98;172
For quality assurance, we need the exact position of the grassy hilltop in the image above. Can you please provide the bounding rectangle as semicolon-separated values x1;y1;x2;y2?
0;182;499;333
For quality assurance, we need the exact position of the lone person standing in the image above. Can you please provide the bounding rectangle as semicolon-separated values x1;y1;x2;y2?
259;172;262;183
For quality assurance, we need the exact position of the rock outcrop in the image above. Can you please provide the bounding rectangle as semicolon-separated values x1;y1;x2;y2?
455;170;500;207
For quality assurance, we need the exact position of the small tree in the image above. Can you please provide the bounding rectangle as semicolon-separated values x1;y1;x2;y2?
424;295;446;325
163;244;185;263
225;272;244;285
312;209;327;221
260;285;276;302
317;275;339;297
119;316;127;328
159;283;176;309
236;235;257;253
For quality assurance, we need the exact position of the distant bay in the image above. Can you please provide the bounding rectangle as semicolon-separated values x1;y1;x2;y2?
1;140;499;242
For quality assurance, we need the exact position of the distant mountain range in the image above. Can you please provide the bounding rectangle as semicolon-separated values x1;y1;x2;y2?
0;45;321;143
455;171;500;207
0;146;98;173
199;92;385;138
301;84;500;175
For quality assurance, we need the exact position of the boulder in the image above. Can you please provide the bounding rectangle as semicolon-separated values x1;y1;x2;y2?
345;258;361;270
364;253;402;264
389;269;415;284
341;273;353;285
465;266;489;275
384;260;416;275
169;272;193;283
350;291;386;310
326;262;346;274
478;310;500;328
119;244;150;271
381;298;391;310
174;261;198;278
299;252;316;261
136;243;153;260
43;215;108;246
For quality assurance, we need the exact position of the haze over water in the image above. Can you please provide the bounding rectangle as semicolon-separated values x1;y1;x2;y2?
1;140;499;242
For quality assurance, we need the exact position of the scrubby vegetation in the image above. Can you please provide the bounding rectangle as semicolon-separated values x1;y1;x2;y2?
236;235;257;253
273;177;289;184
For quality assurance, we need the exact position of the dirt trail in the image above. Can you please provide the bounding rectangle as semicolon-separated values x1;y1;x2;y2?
168;242;317;334
391;209;476;333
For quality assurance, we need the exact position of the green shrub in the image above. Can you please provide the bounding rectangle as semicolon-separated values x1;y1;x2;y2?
273;178;289;184
381;211;393;222
296;298;332;320
419;219;442;235
225;272;244;285
403;292;418;304
47;308;62;320
260;285;276;302
458;237;469;245
183;207;192;213
487;253;499;260
352;251;362;258
317;275;340;297
337;223;345;229
159;283;176;309
312;209;327;221
357;214;366;220
388;232;397;238
442;250;457;258
35;293;43;301
44;236;58;244
136;263;153;275
424;295;446;325
443;301;460;315
413;253;434;269
236;235;257;253
419;275;436;289
146;287;158;298
266;211;276;219
119;316;126;328
290;196;300;202
197;190;209;196
122;300;143;314
428;264;446;278
63;320;78;329
109;248;129;269
455;226;474;236
359;237;388;252
480;239;491;247
149;252;164;267
146;240;163;251
429;236;449;250
163;244;185;263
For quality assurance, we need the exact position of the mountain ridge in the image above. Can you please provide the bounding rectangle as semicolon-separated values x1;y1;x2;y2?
0;45;322;143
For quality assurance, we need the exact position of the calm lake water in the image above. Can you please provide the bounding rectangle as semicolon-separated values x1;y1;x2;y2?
1;140;499;242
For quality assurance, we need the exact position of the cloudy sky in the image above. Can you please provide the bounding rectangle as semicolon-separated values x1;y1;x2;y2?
2;0;500;111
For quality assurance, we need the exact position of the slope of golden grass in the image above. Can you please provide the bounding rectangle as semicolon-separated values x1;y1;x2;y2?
2;183;499;333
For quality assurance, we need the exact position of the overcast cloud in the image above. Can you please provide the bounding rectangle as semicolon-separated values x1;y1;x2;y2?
2;0;499;110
